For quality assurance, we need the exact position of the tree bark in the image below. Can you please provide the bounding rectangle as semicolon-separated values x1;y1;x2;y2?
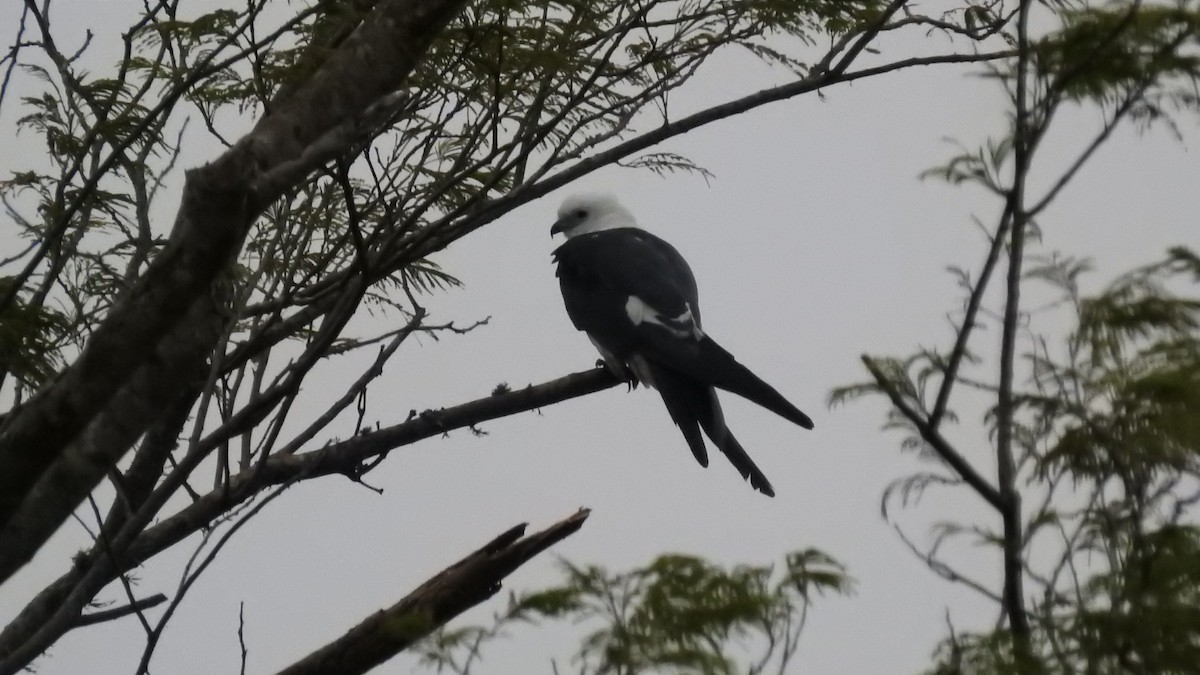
276;509;590;675
0;0;471;585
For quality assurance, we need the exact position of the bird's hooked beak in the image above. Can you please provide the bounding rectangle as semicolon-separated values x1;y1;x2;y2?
550;216;571;237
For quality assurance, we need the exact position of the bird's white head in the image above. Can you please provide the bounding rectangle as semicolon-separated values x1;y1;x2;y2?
551;193;637;238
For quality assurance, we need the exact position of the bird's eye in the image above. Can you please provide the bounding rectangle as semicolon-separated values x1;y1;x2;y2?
575;209;587;219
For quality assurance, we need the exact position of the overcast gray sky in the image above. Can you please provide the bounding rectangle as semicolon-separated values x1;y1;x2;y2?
2;2;1197;674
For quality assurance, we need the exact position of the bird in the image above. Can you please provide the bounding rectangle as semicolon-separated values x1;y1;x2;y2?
550;192;813;496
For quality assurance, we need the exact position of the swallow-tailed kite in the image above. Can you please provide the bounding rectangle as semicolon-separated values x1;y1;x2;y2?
550;193;813;496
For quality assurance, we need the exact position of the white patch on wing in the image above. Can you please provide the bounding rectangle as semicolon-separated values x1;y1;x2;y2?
624;295;652;325
624;296;703;340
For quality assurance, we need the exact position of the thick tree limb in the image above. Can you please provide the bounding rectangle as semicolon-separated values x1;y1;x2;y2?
275;509;591;675
0;293;225;585
0;368;619;671
0;0;471;584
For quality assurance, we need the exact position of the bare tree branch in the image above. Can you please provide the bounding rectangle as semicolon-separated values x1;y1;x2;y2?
275;509;591;675
73;594;167;629
129;368;621;564
929;211;1013;429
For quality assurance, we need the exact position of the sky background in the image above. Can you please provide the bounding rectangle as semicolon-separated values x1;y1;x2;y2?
1;2;1198;674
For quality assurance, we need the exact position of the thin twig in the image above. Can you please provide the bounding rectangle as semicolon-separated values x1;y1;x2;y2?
74;594;167;628
863;356;1005;511
238;601;249;675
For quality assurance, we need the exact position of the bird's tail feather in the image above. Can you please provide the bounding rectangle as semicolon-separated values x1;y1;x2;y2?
653;336;814;430
648;362;775;497
650;364;709;468
703;421;775;498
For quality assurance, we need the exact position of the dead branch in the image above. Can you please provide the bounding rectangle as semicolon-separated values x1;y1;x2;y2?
275;509;591;675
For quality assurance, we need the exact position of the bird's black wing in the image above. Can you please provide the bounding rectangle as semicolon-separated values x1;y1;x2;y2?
554;227;812;430
553;228;701;357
